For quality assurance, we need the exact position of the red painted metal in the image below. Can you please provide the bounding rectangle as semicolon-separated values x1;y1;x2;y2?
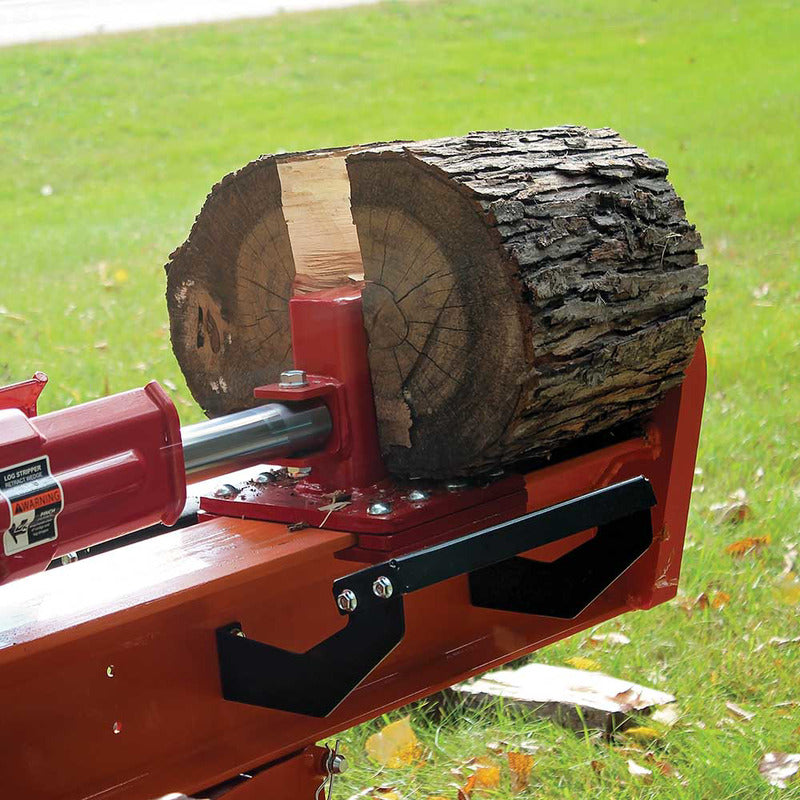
201;472;526;534
200;747;327;799
0;371;49;417
0;262;705;799
253;286;386;489
0;381;186;584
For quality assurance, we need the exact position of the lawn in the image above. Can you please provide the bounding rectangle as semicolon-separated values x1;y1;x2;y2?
1;0;799;796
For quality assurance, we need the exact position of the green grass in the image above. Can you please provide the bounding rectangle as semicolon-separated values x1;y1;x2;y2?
1;0;799;796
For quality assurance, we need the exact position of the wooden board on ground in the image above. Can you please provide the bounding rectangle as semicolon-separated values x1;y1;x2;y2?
448;662;675;732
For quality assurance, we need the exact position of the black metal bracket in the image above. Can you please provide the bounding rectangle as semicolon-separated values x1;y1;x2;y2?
216;476;655;717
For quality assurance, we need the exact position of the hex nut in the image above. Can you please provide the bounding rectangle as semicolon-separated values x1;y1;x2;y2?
278;369;308;388
336;589;358;613
372;576;394;599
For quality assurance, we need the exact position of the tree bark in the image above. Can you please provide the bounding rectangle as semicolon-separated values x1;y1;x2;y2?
348;127;706;477
166;127;706;477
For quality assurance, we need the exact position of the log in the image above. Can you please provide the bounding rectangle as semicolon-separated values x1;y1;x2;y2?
165;147;364;415
166;127;706;477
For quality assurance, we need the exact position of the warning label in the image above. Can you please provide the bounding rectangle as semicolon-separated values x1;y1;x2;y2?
1;456;64;556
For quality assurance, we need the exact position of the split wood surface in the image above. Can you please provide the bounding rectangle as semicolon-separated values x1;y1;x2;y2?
166;127;707;478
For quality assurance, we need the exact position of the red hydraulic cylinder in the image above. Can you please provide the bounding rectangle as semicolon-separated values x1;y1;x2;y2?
0;382;185;584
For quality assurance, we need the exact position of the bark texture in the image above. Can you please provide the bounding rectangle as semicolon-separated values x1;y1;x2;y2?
348;127;706;477
166;127;706;478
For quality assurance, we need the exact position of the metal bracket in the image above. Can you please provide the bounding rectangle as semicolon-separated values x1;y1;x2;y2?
216;476;655;717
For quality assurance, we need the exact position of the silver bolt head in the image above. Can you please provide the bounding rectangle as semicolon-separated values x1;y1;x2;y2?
367;500;393;516
254;472;272;485
329;754;348;775
407;488;429;502
372;575;394;599
336;589;358;613
278;369;308;388
214;484;239;498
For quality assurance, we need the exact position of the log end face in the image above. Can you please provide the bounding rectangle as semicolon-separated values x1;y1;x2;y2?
165;157;295;416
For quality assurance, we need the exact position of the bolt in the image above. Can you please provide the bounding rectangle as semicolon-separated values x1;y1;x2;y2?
372;576;394;599
329;754;348;775
336;589;358;613
60;552;78;566
367;500;393;516
254;472;273;485
279;369;308;388
407;488;429;502
214;484;239;498
445;481;469;492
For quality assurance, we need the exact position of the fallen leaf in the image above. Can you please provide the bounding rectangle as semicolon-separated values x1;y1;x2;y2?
458;760;500;798
711;591;731;609
473;764;500;789
564;656;601;671
712;488;752;526
725;701;755;721
752;283;770;299
646;755;681;778
624;726;662;742
347;788;403;800
365;717;423;767
678;592;708;614
507;751;534;793
40;184;53;196
783;544;798;574
650;704;681;727
725;534;770;557
586;632;631;647
758;752;800;788
627;759;653;781
485;741;506;754
761;636;800;650
0;306;28;323
775;572;800;605
372;789;403;800
113;268;129;284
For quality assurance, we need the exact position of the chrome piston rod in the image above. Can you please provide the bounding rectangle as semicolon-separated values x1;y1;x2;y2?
181;401;332;475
